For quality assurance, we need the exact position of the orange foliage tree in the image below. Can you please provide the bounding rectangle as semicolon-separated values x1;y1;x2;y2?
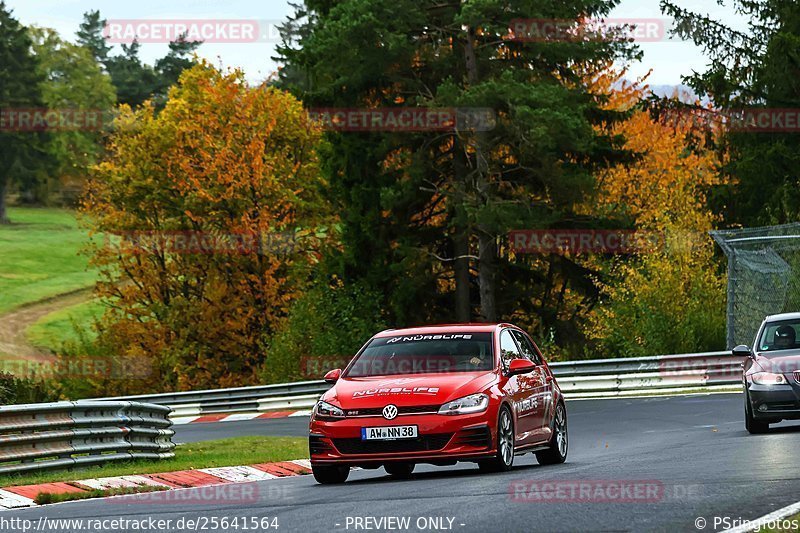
584;67;728;357
80;63;331;393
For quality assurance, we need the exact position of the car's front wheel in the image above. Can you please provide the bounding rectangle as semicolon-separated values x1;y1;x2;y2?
745;390;770;434
312;464;350;484
536;401;568;465
479;406;515;473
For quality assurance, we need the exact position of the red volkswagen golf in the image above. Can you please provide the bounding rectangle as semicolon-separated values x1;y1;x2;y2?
309;323;568;484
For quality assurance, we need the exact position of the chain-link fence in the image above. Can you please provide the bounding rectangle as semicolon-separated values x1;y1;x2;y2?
711;223;800;349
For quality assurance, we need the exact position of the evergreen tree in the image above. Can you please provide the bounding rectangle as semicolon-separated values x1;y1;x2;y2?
76;9;110;64
0;2;46;223
154;35;202;103
278;0;637;333
77;10;202;109
104;40;160;108
662;0;800;225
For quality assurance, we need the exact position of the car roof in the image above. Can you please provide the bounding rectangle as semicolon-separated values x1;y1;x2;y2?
373;323;514;338
764;312;800;322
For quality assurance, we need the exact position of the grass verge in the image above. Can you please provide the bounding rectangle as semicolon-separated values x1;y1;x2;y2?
0;207;97;315
35;485;166;505
25;299;104;352
0;436;308;488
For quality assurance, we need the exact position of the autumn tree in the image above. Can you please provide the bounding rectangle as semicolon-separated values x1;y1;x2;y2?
81;63;330;393
586;68;727;357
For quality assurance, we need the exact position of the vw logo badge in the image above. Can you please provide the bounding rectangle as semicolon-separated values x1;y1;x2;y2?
382;404;398;420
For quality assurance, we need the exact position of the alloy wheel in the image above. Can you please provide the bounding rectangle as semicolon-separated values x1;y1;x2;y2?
499;409;514;466
554;403;568;457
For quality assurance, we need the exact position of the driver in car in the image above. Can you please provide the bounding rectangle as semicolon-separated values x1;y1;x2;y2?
456;341;488;368
774;325;796;349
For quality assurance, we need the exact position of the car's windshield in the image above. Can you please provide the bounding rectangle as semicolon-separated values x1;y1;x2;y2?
344;333;493;377
758;320;800;352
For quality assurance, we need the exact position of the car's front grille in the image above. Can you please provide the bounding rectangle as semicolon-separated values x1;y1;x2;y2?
343;405;440;417
332;433;453;455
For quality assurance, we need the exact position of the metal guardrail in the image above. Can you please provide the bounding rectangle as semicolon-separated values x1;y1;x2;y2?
103;380;332;417
0;401;175;476
102;351;744;417
552;351;744;397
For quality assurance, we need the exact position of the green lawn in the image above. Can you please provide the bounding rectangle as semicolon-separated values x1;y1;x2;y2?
0;207;97;314
26;299;104;352
0;436;308;488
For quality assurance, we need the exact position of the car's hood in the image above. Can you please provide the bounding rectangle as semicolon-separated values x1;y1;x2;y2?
322;372;498;409
753;352;800;374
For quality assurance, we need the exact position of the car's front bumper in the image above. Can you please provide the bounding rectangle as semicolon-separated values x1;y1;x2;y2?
748;382;800;420
309;411;497;466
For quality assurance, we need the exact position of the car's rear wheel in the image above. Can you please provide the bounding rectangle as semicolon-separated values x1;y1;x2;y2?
479;406;515;473
745;390;770;434
384;462;415;478
536;401;568;465
312;465;350;484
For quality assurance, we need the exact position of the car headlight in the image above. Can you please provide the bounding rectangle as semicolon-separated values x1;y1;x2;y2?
438;393;489;415
314;400;345;419
752;372;787;385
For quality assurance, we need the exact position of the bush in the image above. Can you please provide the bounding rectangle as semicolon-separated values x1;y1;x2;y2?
588;236;726;358
260;281;387;383
0;371;55;404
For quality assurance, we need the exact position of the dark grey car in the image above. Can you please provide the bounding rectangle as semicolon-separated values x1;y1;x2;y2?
734;312;800;433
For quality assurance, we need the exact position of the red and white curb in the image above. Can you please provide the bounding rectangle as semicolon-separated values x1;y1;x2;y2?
0;460;312;510
171;410;311;425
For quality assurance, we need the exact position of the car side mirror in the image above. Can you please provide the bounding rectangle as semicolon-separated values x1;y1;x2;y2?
732;345;752;358
323;368;342;384
507;358;536;376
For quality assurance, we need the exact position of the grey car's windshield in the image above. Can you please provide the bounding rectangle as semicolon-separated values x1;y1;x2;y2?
758;320;800;352
344;333;493;377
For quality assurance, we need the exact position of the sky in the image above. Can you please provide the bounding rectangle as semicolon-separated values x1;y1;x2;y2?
8;0;751;87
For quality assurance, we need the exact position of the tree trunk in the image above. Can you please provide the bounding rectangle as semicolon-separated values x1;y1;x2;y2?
454;232;471;321
452;137;471;322
463;26;497;321
478;232;497;322
0;177;9;225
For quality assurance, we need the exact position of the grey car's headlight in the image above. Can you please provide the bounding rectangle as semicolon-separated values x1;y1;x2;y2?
314;400;345;418
438;393;489;415
752;372;787;386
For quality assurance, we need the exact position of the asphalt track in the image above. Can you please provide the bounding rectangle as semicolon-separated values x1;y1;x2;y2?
7;393;800;532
